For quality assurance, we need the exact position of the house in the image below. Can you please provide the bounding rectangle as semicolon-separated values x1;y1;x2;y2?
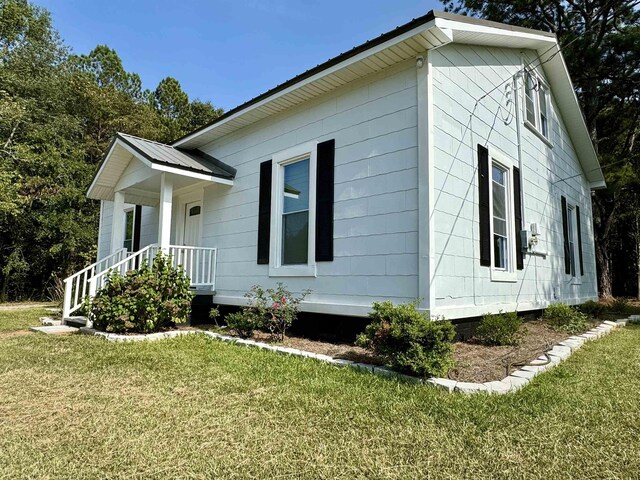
63;10;604;323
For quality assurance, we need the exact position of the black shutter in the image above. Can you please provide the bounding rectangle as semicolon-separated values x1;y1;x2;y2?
257;160;272;264
561;195;571;274
478;144;491;267
315;139;335;261
133;205;142;252
576;206;584;276
513;167;524;270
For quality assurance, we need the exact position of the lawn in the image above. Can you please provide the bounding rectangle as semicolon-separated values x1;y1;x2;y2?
0;308;638;479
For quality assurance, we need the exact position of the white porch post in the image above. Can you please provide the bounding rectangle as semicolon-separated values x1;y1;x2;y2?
158;173;173;249
110;190;125;254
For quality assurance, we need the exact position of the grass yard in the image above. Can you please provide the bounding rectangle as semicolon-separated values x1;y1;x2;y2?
0;308;638;479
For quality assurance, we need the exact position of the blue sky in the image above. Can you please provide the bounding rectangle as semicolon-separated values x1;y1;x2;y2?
38;0;441;111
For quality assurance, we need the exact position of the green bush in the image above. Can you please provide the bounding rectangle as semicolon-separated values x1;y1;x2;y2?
578;300;605;318
475;311;522;346
87;253;194;334
356;301;455;378
225;310;259;338
543;303;588;334
608;297;633;315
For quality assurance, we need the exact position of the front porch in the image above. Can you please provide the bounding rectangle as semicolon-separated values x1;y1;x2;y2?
63;133;237;319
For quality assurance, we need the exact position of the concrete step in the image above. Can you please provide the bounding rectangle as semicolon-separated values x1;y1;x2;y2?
64;316;89;328
31;325;78;335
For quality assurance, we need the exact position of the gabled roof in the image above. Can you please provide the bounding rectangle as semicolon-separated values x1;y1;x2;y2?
172;10;604;187
115;133;236;179
87;133;236;202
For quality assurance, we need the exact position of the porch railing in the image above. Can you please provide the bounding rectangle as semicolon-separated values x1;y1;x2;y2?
62;248;128;319
62;244;217;321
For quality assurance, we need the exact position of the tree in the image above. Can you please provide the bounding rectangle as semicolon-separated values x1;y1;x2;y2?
442;0;640;298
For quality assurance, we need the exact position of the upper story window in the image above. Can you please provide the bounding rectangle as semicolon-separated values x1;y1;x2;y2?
524;70;550;139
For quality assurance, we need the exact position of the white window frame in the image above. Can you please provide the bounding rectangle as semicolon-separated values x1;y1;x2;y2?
523;68;552;145
566;203;582;285
123;207;135;252
488;151;518;283
269;141;317;277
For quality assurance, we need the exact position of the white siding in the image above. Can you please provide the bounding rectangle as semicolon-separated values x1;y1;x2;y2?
97;200;113;260
200;60;420;311
430;44;597;318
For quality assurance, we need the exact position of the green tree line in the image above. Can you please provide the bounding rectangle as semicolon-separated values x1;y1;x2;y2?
0;0;222;301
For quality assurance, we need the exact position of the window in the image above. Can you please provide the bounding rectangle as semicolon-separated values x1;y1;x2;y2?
492;164;509;270
123;208;135;251
282;159;310;265
269;141;317;276
524;70;550;139
488;154;517;282
567;205;577;277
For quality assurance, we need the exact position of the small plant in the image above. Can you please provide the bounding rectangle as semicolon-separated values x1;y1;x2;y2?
543;303;588;334
242;283;310;341
475;311;522;346
209;306;220;326
356;301;455;378
608;297;632;315
87;252;194;334
225;310;260;338
578;300;605;318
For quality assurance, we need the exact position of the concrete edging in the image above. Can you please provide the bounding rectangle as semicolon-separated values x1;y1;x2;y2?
80;319;628;394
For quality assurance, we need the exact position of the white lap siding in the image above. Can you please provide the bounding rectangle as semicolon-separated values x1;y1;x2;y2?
199;61;420;313
430;44;597;318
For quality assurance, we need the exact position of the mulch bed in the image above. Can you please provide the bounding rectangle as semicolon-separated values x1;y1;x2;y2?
199;318;598;383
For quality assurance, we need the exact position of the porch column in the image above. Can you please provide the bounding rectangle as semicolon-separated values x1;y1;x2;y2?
110;190;125;254
158;173;173;249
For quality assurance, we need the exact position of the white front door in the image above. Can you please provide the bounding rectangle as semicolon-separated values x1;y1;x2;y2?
183;201;202;246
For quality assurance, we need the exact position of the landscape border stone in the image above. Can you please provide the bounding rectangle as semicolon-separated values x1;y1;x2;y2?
79;319;628;394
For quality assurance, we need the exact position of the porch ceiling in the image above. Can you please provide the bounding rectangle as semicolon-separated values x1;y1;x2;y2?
87;133;236;204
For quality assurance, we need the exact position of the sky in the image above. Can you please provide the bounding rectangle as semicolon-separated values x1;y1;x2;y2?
37;0;441;111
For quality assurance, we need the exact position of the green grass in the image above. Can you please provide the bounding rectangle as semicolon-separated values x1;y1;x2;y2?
0;308;638;479
0;306;52;332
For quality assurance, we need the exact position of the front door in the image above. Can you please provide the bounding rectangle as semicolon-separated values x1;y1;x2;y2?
183;201;202;246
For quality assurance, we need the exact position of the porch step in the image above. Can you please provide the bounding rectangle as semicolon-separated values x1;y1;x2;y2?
64;316;89;328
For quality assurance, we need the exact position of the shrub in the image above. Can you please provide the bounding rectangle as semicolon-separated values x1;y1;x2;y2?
356;301;455;378
543;303;588;334
225;310;260;338
608;297;633;315
475;311;522;346
242;283;310;341
578;300;605;318
87;253;194;334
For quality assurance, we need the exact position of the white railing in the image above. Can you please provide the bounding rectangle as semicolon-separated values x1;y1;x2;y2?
62;248;128;318
62;244;217;320
166;245;217;288
88;244;160;294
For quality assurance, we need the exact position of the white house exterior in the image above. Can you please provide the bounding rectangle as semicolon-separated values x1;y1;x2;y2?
71;11;604;322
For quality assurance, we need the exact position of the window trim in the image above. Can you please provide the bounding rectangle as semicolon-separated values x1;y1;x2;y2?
269;141;317;277
523;68;552;145
488;151;518;283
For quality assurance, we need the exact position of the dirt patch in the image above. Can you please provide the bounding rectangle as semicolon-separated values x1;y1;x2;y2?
251;331;384;365
0;330;34;338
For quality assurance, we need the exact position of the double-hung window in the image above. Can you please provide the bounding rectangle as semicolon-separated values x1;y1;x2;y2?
270;141;317;277
123;208;135;252
488;153;518;282
524;69;550;139
567;205;576;277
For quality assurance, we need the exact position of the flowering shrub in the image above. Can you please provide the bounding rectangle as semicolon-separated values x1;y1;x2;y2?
239;283;310;341
87;252;194;333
